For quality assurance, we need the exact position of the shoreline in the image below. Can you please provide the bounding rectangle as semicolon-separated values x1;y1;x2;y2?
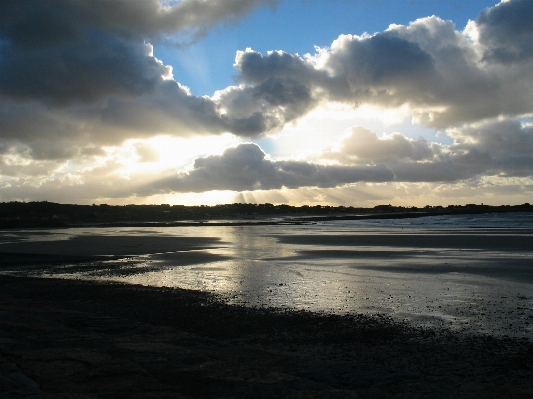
2;206;533;229
1;275;532;398
1;222;532;342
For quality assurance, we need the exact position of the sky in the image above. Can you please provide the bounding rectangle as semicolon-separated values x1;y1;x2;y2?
0;0;532;207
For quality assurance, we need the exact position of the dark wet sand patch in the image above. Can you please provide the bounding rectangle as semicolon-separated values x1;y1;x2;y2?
0;251;232;279
0;235;224;257
274;232;533;251
265;249;442;260
0;252;104;268
265;249;533;283
1;275;532;398
353;262;533;283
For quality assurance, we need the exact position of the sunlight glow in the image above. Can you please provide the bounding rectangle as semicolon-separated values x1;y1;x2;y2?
114;134;240;177
260;103;432;161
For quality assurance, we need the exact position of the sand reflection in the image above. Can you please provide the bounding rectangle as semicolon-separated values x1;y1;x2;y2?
1;224;532;338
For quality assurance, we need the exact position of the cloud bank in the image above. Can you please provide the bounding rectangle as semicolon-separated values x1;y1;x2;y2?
153;143;393;193
0;0;532;204
141;117;531;195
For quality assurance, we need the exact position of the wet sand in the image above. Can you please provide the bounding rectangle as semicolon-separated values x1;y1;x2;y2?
274;230;533;251
1;226;533;336
0;234;224;257
1;275;532;399
1;226;533;397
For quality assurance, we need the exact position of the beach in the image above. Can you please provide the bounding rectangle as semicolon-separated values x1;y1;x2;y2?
3;0;533;396
1;215;533;397
1;275;532;399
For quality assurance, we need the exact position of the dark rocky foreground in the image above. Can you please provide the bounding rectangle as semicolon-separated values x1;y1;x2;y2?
1;275;532;399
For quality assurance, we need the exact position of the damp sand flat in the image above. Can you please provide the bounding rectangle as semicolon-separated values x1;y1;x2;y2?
0;234;225;257
273;230;533;251
1;222;533;397
1;223;532;339
1;275;532;399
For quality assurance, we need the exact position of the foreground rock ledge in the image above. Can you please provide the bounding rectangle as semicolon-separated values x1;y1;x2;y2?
1;275;532;399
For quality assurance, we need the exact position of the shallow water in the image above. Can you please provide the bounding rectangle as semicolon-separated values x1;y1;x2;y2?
1;212;532;338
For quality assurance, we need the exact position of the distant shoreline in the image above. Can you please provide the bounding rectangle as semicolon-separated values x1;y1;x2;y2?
1;202;532;229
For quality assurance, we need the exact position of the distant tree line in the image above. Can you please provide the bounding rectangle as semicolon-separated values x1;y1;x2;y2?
0;201;531;228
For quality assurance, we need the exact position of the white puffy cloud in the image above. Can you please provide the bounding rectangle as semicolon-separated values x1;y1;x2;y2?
319;119;533;183
327;126;438;164
233;1;533;129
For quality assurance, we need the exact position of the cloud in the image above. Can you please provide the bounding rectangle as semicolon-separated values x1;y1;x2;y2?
476;0;533;63
324;128;482;184
0;34;169;106
0;0;274;104
151;143;393;193
136;119;533;195
1;119;532;205
134;142;160;163
233;177;533;208
326;119;533;183
230;0;533;129
327;126;438;164
0;143;67;177
2;0;532;159
325;33;436;93
448;118;533;177
2;117;531;198
0;0;277;155
1;0;533;204
0;0;275;47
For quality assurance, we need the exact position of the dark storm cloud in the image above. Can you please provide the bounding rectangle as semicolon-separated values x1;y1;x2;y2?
0;0;276;151
0;0;273;105
0;0;275;47
151;143;393;193
0;33;167;105
477;0;533;63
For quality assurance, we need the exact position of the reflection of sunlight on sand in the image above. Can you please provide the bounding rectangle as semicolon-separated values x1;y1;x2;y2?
204;226;299;300
4;223;532;339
